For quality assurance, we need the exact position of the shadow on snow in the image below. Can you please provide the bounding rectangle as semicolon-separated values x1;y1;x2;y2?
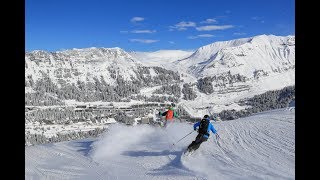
122;149;201;177
72;139;95;156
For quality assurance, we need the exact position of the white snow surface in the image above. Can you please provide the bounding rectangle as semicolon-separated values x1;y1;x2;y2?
25;108;295;180
129;50;194;67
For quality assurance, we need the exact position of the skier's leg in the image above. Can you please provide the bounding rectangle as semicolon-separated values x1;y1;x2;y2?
167;120;173;127
190;135;208;151
187;134;202;151
163;119;167;128
191;138;203;151
192;143;201;151
187;142;193;150
192;138;207;151
187;139;197;150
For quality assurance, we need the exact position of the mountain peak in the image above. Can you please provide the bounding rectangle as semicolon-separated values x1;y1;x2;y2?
26;47;135;63
174;34;295;78
249;34;295;45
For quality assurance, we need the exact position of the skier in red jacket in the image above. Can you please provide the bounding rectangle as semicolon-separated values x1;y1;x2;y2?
159;103;179;127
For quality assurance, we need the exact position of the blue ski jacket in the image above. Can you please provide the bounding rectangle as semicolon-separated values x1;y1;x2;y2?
193;118;217;139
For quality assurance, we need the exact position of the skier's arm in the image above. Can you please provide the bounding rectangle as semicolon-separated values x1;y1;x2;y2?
160;111;167;116
210;123;217;134
193;122;200;130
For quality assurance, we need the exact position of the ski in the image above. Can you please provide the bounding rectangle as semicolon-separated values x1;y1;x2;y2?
183;148;195;156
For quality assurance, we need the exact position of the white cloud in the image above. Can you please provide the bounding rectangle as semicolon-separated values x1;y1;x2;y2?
131;30;156;34
251;17;265;23
177;21;196;27
196;25;234;31
130;17;145;23
198;34;214;37
215;15;228;19
188;34;214;39
251;16;263;21
200;18;217;24
168;41;175;44
120;30;129;33
170;21;196;31
129;39;159;43
187;36;197;39
233;32;247;36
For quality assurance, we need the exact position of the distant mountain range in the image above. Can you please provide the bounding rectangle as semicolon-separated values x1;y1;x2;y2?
25;34;295;115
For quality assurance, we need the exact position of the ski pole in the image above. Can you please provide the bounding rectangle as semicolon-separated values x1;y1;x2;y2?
173;130;194;146
216;133;221;141
177;117;183;122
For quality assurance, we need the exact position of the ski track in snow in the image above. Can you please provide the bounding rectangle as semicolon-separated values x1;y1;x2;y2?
25;108;294;180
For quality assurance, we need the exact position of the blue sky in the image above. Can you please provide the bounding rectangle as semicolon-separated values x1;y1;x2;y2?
26;0;295;52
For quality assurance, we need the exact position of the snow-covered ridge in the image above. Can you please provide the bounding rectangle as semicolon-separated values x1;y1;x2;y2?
129;50;194;66
175;34;295;78
26;47;135;63
178;36;252;64
25;47;140;85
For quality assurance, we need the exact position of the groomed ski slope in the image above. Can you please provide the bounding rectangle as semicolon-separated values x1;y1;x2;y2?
25;108;295;180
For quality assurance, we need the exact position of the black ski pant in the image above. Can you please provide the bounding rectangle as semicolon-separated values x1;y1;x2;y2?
187;133;208;151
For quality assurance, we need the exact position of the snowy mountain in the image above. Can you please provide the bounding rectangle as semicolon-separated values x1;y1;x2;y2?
175;34;295;78
25;108;295;180
129;50;194;67
25;34;295;121
169;34;295;115
25;47;139;87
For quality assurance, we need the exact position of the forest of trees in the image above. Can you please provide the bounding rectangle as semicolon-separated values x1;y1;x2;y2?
216;86;295;120
197;77;214;94
153;84;181;98
197;71;248;94
25;66;182;105
182;83;197;100
26;107;89;124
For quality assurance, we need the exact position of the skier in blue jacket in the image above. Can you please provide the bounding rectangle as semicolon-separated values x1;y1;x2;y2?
186;115;218;153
